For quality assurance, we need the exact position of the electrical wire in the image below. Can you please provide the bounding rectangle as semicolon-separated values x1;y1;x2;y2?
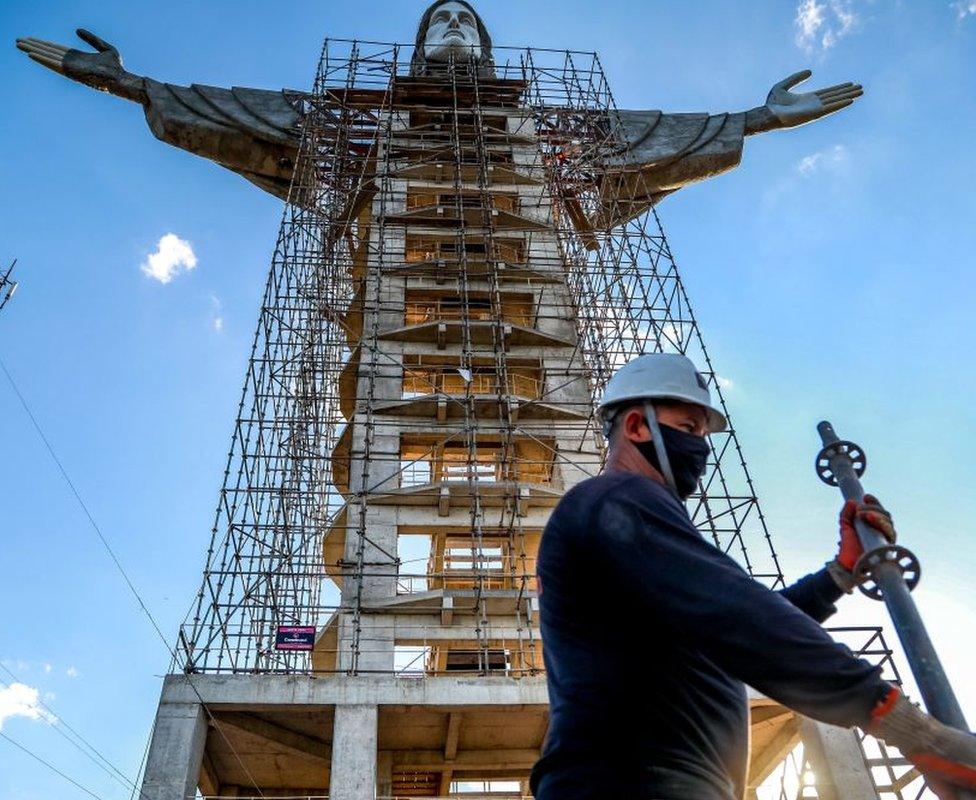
0;730;106;800
127;719;154;800
0;355;172;653
0;353;267;798
0;666;147;798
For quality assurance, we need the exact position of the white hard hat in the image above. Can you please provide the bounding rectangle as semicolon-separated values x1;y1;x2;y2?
597;353;727;433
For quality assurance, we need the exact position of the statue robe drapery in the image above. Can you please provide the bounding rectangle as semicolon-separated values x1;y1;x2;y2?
140;79;746;222
602;109;746;225
142;79;303;200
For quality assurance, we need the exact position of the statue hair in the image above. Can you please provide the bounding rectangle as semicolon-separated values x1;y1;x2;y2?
410;0;495;76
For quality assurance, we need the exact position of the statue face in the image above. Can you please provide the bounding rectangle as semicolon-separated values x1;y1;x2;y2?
424;1;483;63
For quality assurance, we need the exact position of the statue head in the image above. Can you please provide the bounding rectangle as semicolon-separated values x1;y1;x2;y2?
411;0;494;75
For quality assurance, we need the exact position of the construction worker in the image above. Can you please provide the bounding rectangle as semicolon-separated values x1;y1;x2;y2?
531;353;976;800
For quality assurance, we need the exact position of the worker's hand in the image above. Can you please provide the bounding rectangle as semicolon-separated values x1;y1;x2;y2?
828;494;895;592
870;687;976;800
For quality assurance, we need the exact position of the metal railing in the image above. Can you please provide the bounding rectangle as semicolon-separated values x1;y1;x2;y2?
399;452;555;487
402;369;542;399
759;626;933;800
404;301;533;328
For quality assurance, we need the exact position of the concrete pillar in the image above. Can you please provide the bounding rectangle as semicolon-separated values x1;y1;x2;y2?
330;704;378;800
140;701;207;800
800;719;877;800
377;750;393;798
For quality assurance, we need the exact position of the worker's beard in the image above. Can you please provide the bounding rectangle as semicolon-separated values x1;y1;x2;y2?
634;425;710;500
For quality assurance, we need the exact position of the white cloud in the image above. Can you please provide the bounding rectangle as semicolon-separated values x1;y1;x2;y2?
795;0;858;53
65;666;78;679
798;144;849;176
140;233;198;284
798;153;823;176
795;0;827;50
210;295;224;332
716;375;734;389
0;683;56;731
952;1;976;19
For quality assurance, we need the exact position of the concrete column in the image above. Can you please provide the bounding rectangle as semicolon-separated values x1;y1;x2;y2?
377;750;393;798
800;718;877;800
330;704;378;800
140;701;207;800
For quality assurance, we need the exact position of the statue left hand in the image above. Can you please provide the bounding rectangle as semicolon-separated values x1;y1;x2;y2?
765;70;863;128
15;29;146;103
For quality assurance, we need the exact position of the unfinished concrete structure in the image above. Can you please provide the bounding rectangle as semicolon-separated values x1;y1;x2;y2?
133;41;920;800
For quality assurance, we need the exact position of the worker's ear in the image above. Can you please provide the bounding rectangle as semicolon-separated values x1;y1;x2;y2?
621;407;652;443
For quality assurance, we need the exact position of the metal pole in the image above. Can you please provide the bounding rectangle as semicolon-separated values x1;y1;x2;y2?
0;259;17;313
816;421;970;732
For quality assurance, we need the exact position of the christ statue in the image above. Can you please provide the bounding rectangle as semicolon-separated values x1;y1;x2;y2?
15;0;862;218
14;7;879;800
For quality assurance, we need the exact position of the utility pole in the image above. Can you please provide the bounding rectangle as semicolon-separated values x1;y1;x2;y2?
0;260;18;313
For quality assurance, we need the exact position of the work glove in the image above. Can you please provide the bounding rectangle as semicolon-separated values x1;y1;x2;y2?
870;686;976;800
827;493;896;593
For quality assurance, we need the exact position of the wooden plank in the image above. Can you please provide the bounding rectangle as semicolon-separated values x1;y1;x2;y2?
748;716;800;788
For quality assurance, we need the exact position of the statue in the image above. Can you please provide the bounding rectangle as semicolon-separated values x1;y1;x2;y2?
15;0;863;217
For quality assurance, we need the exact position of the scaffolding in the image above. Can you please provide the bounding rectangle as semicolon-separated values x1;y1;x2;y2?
180;40;782;679
168;39;927;800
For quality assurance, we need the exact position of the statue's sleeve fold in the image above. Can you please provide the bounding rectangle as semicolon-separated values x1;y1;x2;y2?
600;109;746;225
142;79;304;200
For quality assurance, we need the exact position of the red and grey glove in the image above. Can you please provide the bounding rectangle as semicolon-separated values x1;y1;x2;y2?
870;686;976;800
827;494;896;593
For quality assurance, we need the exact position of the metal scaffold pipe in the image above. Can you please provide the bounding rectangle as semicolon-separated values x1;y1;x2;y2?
815;421;971;734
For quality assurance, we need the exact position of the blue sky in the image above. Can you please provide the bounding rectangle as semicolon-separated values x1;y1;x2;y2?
1;0;975;797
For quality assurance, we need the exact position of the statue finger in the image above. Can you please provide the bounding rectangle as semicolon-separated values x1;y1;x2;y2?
17;37;69;55
776;69;813;91
817;84;862;101
20;40;70;60
76;28;118;56
27;52;66;74
821;88;863;106
821;98;854;115
814;82;854;96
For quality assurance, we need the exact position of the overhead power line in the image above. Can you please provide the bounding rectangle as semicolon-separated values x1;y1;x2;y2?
0;730;106;800
0;354;267;797
0;665;147;798
0;355;173;654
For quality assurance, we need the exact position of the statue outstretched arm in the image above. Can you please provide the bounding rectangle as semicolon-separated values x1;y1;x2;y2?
16;30;303;200
602;70;862;226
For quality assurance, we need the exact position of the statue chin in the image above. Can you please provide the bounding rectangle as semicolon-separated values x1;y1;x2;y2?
424;40;482;63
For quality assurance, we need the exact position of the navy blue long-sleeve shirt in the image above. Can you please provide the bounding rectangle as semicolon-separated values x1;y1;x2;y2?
531;471;888;800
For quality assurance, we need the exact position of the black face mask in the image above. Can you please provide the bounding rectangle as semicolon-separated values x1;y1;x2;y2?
634;422;710;500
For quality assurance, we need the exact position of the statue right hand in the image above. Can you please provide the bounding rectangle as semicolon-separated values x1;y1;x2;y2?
16;29;145;103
